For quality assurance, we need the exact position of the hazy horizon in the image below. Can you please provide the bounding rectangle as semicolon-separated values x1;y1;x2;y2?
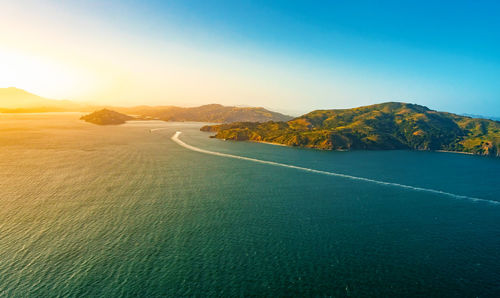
3;86;500;119
1;1;500;116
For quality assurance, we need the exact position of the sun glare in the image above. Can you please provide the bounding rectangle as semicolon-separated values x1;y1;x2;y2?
0;48;86;99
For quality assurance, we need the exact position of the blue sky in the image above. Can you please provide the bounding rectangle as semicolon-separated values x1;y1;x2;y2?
1;0;500;116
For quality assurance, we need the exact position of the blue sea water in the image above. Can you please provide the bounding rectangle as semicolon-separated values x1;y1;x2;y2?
0;114;499;297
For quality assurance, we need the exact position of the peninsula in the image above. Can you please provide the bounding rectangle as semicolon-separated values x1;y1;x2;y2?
201;102;500;157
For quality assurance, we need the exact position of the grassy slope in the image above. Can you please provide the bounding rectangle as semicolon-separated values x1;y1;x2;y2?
202;102;500;157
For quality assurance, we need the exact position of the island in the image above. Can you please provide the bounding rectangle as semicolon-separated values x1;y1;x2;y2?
80;109;134;125
201;102;500;157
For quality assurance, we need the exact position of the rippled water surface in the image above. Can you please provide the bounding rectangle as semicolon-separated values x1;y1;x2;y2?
1;114;499;297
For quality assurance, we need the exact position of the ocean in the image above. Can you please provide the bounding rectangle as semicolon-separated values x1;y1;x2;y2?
0;113;499;297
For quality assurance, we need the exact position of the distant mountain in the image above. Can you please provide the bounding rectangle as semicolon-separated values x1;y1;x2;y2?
0;87;88;112
202;102;500;157
462;113;500;122
116;104;292;123
81;109;134;125
0;88;292;122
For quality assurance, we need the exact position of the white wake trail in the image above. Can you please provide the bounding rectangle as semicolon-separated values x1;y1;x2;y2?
150;128;170;132
170;131;498;205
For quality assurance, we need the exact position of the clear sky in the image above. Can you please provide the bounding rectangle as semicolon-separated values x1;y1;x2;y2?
1;0;499;115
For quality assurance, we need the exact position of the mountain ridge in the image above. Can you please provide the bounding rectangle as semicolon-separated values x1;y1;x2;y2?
115;104;292;123
0;88;292;123
0;87;85;110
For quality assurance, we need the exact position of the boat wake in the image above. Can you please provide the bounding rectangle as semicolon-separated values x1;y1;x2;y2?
170;131;498;205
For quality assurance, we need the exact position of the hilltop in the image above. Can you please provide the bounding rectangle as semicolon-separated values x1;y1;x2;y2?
80;109;134;125
201;102;500;157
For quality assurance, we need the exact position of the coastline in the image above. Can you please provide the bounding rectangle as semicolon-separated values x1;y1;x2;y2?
435;150;475;155
249;140;347;151
250;140;289;147
241;138;490;156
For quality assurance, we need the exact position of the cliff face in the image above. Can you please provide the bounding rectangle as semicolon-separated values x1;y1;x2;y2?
80;109;134;125
202;102;500;157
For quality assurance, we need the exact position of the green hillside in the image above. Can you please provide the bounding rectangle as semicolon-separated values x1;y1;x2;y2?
201;102;500;157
